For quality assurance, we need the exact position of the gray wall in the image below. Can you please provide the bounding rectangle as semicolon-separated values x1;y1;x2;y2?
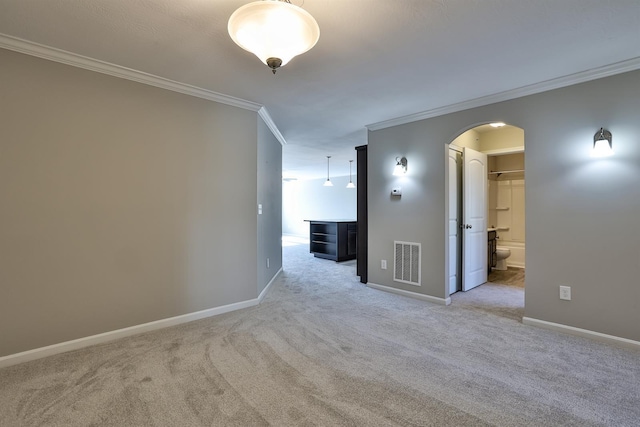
368;69;640;341
0;49;266;356
282;176;357;238
257;117;283;294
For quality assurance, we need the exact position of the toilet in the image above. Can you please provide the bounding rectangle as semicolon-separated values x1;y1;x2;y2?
495;247;511;271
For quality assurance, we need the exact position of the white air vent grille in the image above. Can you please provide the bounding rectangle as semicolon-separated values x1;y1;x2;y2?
394;241;421;286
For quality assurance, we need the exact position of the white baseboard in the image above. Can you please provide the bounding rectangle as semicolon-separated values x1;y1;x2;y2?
367;282;451;306
259;268;282;303
0;275;282;369
507;262;525;269
522;317;640;350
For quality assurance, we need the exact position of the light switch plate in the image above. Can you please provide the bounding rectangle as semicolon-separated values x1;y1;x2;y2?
559;286;571;301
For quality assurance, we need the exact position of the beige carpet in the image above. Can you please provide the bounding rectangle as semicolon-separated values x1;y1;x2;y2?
1;243;639;426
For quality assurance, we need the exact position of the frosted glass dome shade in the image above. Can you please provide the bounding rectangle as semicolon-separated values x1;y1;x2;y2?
592;138;614;157
228;1;320;73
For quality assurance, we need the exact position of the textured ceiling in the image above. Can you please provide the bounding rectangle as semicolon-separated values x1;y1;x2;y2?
1;0;639;179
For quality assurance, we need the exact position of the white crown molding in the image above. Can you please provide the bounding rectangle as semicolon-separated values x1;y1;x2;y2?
0;33;291;147
259;107;287;145
523;317;640;350
367;56;640;131
0;33;263;112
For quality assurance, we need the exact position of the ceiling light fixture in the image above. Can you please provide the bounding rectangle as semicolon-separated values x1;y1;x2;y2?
228;0;320;74
490;122;506;128
347;160;356;188
592;127;614;157
323;156;333;186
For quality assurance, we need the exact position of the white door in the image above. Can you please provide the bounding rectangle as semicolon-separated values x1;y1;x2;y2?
448;149;461;295
462;147;488;291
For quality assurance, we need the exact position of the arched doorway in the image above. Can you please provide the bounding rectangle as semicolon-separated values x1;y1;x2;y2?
446;123;525;302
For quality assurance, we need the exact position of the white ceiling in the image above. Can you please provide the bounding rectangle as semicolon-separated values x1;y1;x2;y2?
1;0;639;179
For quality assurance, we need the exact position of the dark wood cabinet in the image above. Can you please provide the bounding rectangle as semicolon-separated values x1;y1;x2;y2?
355;145;368;282
308;220;357;262
488;230;497;271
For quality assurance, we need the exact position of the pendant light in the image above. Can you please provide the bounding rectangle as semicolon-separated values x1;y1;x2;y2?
323;156;333;187
346;160;356;188
228;0;320;74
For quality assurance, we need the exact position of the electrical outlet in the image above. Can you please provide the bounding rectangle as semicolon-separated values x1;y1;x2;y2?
266;258;270;268
381;260;387;270
559;286;571;301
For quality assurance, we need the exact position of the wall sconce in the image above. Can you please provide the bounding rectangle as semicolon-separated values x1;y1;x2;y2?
393;156;408;176
592;128;614;157
346;160;356;188
323;155;333;186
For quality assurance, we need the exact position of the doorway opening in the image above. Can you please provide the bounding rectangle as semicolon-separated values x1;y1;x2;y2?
281;150;361;280
447;123;525;306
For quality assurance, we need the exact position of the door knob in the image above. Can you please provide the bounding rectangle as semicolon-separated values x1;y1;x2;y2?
465;224;472;229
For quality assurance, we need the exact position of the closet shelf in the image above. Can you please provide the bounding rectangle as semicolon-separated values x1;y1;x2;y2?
489;169;524;175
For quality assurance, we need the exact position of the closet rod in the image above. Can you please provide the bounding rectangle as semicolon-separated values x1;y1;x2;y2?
489;169;524;175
